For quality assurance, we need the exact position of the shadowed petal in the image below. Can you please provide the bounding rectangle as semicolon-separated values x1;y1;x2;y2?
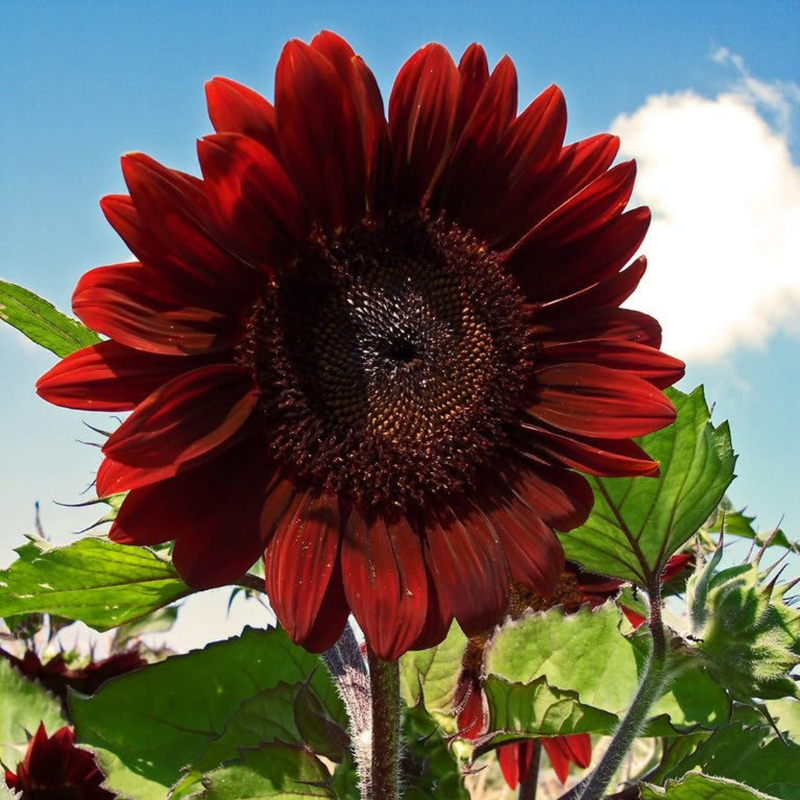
103;364;257;468
424;501;508;636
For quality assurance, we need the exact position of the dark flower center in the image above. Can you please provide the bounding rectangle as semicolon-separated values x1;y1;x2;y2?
239;212;531;510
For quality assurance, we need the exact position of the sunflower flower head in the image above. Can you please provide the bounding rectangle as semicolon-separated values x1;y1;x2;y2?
37;32;684;661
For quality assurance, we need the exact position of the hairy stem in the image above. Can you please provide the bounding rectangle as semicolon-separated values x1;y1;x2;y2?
519;740;543;800
569;580;669;800
366;647;402;800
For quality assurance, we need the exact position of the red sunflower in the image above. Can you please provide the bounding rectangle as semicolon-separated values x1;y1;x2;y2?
4;724;114;799
37;32;683;661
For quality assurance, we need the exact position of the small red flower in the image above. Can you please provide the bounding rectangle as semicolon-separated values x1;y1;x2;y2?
0;647;146;714
38;32;683;661
4;723;114;799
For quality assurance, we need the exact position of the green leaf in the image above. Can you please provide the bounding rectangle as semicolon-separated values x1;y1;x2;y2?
766;697;800;740
199;743;334;799
0;280;100;356
71;628;345;791
485;604;728;734
85;746;170;800
642;772;784;800
560;386;735;585
0;659;68;768
478;675;617;750
663;722;800;799
400;622;467;713
0;537;192;629
402;706;469;800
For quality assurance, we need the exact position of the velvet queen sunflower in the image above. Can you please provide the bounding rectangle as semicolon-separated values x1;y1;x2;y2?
37;32;683;661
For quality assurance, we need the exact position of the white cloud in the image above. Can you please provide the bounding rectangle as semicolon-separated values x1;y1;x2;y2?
612;52;800;361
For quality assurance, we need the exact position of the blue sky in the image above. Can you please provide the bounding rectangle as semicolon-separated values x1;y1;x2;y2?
1;1;798;648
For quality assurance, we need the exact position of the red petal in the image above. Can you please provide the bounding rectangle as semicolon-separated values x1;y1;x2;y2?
542;737;571;784
264;491;345;649
205;77;279;154
36;340;211;411
529;363;677;438
622;606;647;628
519;422;661;478
511;463;593;531
198;133;307;270
388;43;460;206
309;30;356;78
483;485;564;595
435;56;518;220
110;441;273;587
72;263;236;356
462;85;567;244
498;741;537;789
275;39;366;230
103;364;256;469
533;307;663;349
350;55;391;214
510;161;636;265
120;153;253;294
455;44;489;132
456;676;485;740
342;508;428;661
424;501;509;637
511;206;651;300
539;338;684;389
408;569;454;651
562;732;592;767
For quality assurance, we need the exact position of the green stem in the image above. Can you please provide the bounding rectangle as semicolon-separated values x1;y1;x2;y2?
519;740;542;800
571;581;669;800
366;647;402;800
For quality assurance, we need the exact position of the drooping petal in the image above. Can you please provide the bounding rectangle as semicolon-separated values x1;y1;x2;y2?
408;569;454;651
102;364;257;469
342;507;428;661
424;501;509;636
275;39;366;230
498;740;539;789
205;76;279;154
510;463;593;531
72;262;237;356
388;43;460;206
198;133;308;270
35;340;213;411
264;491;346;650
528;363;677;438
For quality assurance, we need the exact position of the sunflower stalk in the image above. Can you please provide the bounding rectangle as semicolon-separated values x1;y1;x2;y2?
567;581;669;800
364;647;402;800
519;740;542;800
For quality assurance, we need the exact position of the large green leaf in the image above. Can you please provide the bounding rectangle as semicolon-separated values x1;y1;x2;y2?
766;697;800;740
560;386;735;585
642;773;782;800
0;659;68;768
479;675;618;750
485;604;728;733
0;537;192;629
400;622;467;713
71;628;345;791
0;280;99;356
664;722;800;799
199;743;334;799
